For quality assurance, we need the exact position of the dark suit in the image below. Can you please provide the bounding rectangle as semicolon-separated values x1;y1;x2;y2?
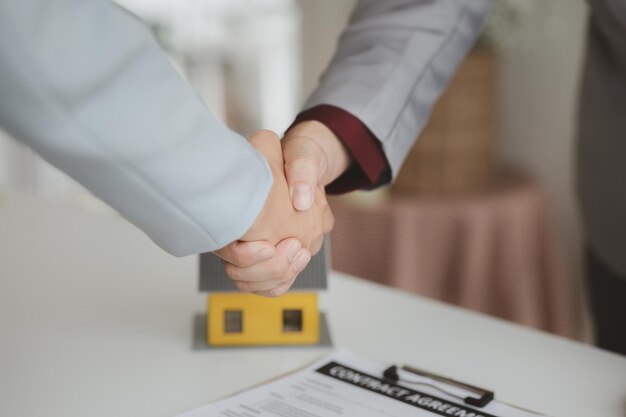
578;0;626;354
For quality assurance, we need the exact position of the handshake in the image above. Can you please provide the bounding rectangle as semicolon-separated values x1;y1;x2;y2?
214;121;351;297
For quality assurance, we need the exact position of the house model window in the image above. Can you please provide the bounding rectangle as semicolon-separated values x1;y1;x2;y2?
224;310;243;333
282;309;303;332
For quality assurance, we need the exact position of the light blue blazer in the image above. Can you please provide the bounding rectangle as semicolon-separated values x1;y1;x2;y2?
0;0;272;256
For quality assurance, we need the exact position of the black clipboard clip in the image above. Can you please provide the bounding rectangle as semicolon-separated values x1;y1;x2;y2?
383;365;494;408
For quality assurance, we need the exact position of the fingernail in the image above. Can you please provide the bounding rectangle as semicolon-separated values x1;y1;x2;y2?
293;184;312;210
293;251;311;273
255;246;275;262
287;241;302;262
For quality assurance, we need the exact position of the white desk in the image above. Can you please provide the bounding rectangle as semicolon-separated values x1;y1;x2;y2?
1;193;625;417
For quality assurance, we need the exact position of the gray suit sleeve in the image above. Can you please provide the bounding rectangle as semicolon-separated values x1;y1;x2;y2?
0;0;272;256
304;0;491;179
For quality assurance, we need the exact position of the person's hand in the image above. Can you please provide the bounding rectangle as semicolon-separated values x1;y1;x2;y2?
241;129;334;251
215;237;310;297
281;120;351;211
215;123;350;297
214;130;334;297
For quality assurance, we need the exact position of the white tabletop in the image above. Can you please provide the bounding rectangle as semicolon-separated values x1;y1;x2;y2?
1;192;625;417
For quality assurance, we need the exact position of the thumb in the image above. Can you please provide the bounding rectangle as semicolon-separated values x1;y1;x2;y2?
282;137;327;211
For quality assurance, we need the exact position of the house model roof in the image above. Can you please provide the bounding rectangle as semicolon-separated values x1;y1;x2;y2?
199;242;329;292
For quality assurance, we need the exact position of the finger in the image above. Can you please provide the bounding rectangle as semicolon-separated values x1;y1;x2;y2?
323;205;335;234
214;240;275;267
253;277;297;298
233;248;310;294
234;275;292;292
283;138;325;211
309;235;324;256
287;163;317;211
249;130;283;164
224;238;302;283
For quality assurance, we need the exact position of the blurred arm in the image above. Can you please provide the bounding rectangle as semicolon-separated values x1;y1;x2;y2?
296;0;491;190
0;0;272;256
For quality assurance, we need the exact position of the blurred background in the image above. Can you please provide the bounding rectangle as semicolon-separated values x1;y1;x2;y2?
0;0;590;339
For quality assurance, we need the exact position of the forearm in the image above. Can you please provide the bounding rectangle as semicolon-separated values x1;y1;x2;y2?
299;0;491;183
0;0;272;256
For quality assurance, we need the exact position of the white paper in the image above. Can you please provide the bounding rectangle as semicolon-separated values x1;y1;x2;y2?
177;350;546;417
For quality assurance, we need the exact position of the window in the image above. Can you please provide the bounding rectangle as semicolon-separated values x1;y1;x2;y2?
224;310;243;333
282;309;303;332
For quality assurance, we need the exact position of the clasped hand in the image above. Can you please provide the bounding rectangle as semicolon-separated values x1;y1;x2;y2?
214;122;350;297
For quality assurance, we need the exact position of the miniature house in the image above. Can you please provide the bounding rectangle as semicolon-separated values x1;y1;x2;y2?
199;245;329;346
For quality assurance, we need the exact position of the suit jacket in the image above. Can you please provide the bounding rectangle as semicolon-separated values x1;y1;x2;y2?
0;0;272;256
303;0;492;180
578;0;626;275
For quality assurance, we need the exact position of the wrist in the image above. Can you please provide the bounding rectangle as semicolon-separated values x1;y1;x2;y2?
286;120;352;185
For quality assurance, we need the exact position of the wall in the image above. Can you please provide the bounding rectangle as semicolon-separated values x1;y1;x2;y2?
496;0;589;334
297;0;356;102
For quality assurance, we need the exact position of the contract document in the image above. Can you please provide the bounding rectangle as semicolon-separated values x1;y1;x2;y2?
177;350;546;417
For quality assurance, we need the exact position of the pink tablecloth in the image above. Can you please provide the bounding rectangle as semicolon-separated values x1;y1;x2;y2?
329;177;578;338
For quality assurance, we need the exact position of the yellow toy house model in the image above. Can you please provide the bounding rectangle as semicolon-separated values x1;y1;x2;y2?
199;246;329;347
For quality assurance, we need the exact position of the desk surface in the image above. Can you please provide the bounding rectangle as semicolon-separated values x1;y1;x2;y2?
1;193;625;417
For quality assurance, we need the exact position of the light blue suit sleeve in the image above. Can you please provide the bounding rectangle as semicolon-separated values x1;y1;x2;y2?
0;0;272;256
304;0;491;179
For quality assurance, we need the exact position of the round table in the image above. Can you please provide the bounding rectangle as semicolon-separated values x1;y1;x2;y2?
329;174;578;339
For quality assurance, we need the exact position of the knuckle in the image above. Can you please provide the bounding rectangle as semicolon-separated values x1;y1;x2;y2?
267;287;286;298
301;237;314;252
257;277;284;292
258;129;279;140
268;260;288;279
223;262;242;282
310;239;323;256
325;214;335;233
259;288;278;298
280;272;297;287
285;159;318;179
319;197;330;211
230;250;246;266
317;190;329;204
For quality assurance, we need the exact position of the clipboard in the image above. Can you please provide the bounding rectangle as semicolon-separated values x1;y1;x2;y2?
382;363;550;416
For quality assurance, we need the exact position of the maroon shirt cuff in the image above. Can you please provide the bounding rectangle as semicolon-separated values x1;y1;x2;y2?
291;105;391;194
